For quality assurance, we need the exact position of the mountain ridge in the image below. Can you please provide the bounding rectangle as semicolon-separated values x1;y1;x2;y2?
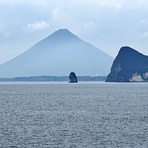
0;29;113;78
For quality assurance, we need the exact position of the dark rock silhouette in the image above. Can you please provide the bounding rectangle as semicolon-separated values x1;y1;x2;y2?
69;72;78;83
106;46;148;82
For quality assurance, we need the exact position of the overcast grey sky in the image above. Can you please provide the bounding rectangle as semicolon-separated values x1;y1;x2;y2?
0;0;148;64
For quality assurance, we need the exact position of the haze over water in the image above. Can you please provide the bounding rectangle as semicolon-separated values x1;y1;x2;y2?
0;82;148;147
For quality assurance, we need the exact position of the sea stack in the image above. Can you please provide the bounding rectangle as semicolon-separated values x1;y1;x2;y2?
106;46;148;82
69;72;78;83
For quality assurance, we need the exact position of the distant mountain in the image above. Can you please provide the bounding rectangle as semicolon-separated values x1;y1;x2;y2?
106;46;148;82
0;29;113;78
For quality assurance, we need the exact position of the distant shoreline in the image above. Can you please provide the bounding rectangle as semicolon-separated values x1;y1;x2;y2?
0;76;106;82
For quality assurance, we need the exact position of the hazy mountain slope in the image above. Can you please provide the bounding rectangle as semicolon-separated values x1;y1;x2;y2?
0;29;113;78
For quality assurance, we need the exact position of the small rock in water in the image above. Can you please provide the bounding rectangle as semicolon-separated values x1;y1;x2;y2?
69;72;78;83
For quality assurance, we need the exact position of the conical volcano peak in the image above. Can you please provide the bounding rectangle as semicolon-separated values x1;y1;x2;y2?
55;29;72;34
47;28;80;42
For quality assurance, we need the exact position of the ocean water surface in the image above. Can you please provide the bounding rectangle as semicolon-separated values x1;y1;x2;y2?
0;82;148;148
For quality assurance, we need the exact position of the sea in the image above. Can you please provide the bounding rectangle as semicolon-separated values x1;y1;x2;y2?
0;82;148;148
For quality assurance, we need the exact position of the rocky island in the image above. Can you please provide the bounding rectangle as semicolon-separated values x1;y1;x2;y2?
106;46;148;82
69;72;78;83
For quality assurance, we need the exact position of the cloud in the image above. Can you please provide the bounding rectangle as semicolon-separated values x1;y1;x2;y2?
83;21;95;31
142;31;148;36
25;21;50;32
139;19;148;26
4;32;11;37
51;8;61;21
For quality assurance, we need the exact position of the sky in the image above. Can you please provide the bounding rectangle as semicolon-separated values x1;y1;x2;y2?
0;0;148;64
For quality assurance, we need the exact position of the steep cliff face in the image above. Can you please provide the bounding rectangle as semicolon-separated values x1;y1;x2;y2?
106;46;148;82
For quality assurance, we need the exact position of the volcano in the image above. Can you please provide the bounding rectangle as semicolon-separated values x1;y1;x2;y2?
0;29;113;78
